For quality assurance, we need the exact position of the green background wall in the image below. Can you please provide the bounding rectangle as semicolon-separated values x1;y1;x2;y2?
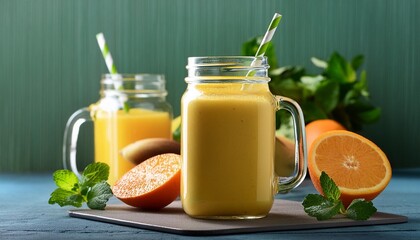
1;0;419;172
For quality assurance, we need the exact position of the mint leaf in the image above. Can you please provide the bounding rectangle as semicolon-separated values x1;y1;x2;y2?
353;70;369;97
315;81;340;113
320;172;341;201
242;37;381;132
351;55;364;70
300;75;324;94
346;199;377;220
48;188;83;208
356;107;382;124
53;169;79;192
301;102;328;122
302;194;326;207
302;194;344;221
303;172;378;221
49;163;113;210
86;181;113;210
270;78;303;101
81;162;109;187
326;52;356;83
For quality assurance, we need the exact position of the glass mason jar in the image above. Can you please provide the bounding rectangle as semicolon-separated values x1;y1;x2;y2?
63;74;173;185
181;56;307;219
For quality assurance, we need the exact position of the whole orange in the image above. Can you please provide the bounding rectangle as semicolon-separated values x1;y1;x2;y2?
306;119;346;151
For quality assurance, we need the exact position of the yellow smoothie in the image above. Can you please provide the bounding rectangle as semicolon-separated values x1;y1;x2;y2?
181;83;277;218
94;108;171;185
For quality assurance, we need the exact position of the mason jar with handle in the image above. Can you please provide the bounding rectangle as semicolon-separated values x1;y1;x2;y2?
63;74;173;185
181;56;307;219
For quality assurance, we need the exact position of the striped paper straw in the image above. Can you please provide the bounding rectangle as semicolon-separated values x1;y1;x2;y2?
255;13;282;57
96;32;129;112
245;13;282;80
96;32;118;74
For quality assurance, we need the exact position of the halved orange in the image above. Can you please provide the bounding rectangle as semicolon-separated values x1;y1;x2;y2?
112;153;181;210
308;130;392;207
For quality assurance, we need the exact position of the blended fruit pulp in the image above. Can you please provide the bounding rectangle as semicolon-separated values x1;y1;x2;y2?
181;83;277;218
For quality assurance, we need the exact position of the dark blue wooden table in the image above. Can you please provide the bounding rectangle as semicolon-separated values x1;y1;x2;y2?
1;169;418;239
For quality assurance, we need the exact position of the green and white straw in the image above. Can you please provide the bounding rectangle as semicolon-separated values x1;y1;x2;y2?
96;32;129;112
96;32;118;74
255;13;282;57
245;13;282;80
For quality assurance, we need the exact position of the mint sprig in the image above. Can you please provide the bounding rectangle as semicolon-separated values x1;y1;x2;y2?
302;172;377;220
48;162;113;210
242;38;381;132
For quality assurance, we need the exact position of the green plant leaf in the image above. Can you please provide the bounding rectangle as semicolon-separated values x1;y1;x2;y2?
302;172;377;221
315;81;340;114
356;107;382;124
86;181;113;210
81;162;110;187
346;101;381;124
302;194;325;206
351;55;364;70
343;89;358;105
346;199;377;220
270;66;306;80
300;75;324;93
48;188;83;208
241;36;379;132
49;162;112;210
269;78;302;101
302;194;343;220
301;102;328;123
326;52;356;83
354;70;369;97
241;37;260;56
320;172;341;201
53;170;79;192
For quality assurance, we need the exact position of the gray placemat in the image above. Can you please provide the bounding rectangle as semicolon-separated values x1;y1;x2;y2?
69;199;407;236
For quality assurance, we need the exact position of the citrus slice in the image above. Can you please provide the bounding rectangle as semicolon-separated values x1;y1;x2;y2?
308;130;392;207
112;153;181;210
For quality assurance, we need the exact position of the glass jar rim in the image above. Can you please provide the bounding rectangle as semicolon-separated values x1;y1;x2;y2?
186;56;269;82
102;73;165;82
186;56;268;68
100;73;167;97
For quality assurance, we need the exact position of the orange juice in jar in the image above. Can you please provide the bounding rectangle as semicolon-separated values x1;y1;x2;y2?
181;57;307;219
64;74;172;185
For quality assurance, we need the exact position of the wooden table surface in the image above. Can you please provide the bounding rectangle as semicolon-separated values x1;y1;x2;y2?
0;169;419;240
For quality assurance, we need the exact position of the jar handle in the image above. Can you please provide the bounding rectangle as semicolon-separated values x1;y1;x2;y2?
62;108;92;178
275;96;308;193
